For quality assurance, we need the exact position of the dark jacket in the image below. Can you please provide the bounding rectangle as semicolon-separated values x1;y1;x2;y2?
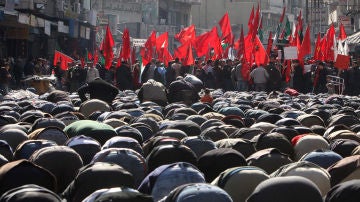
116;64;133;91
77;78;119;104
167;79;200;105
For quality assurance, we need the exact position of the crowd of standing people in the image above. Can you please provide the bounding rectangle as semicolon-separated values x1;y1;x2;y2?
1;54;360;96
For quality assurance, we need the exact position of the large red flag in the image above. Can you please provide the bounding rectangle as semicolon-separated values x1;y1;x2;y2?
93;49;99;65
320;36;327;61
156;32;169;62
162;48;173;66
299;25;311;61
253;35;269;66
53;50;74;70
101;25;115;69
175;24;196;45
279;7;286;23
338;23;347;41
251;3;260;39
325;24;336;61
297;10;303;40
140;30;156;63
131;47;136;65
87;52;93;61
235;25;245;59
219;12;233;45
184;44;194;66
195;26;221;57
244;35;268;66
313;32;321;60
174;42;190;60
120;28;131;62
212;27;223;60
248;6;255;35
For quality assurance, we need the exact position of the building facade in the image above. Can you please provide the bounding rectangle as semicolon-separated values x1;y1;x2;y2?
191;0;263;36
0;0;95;59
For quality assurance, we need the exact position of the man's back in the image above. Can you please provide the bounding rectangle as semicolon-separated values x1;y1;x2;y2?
78;78;119;104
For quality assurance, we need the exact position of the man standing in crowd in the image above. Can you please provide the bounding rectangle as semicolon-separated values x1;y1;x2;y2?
51;61;65;90
116;61;133;91
313;62;328;94
203;59;215;89
141;59;156;83
171;58;182;78
0;63;11;95
292;60;305;93
232;61;248;91
85;61;99;83
250;64;269;91
266;55;282;92
222;59;234;91
348;58;360;96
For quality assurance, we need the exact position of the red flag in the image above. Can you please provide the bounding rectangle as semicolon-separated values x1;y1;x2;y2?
266;31;273;56
297;10;303;31
253;35;269;66
101;25;115;69
299;25;311;61
116;46;122;67
244;35;268;66
87;52;93;61
156;32;169;62
93;50;99;65
53;50;74;70
141;30;156;62
219;12;233;45
162;48;173;66
338;23;347;41
131;47;136;65
175;24;196;45
320;36;327;61
248;6;255;35
80;57;85;68
184;44;194;66
325;24;336;61
174;42;190;60
120;28;131;62
313;32;321;60
279;7;286;23
195;26;222;57
284;60;292;83
210;27;223;60
236;25;245;59
252;3;260;39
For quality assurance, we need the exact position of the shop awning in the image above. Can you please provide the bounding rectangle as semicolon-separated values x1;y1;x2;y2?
346;31;360;45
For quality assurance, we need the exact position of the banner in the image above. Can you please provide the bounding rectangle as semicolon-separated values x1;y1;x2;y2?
86;27;91;39
18;13;30;24
58;21;69;33
284;46;298;59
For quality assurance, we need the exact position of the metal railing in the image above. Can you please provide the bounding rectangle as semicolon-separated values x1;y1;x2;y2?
326;75;345;95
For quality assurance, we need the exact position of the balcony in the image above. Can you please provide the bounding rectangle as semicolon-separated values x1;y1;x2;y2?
145;24;180;36
174;0;201;5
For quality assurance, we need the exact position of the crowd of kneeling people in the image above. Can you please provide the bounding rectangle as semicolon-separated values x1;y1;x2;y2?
0;66;360;201
1;53;360;201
